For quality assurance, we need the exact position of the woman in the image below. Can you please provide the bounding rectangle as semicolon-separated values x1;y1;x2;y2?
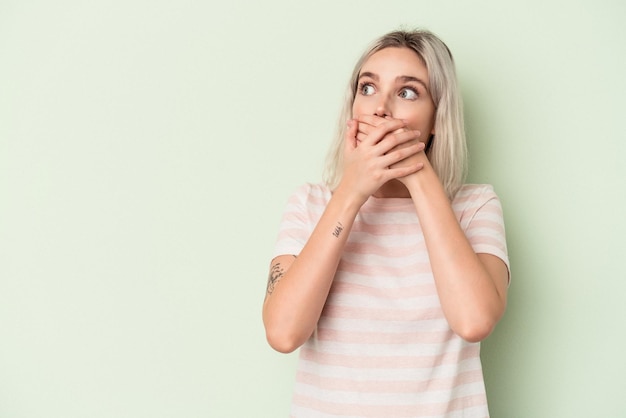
263;29;510;417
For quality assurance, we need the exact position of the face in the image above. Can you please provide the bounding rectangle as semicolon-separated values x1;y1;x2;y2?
352;47;436;138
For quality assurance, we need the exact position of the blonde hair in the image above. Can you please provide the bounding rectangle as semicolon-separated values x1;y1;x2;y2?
322;29;467;199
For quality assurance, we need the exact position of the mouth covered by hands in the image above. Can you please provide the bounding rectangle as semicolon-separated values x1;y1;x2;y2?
338;115;426;203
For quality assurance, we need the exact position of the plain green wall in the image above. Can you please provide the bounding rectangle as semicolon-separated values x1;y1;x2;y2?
1;1;625;417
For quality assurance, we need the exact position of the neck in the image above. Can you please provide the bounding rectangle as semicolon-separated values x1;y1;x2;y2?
373;180;411;198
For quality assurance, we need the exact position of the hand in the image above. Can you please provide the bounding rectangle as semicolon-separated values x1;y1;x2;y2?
356;115;427;184
355;115;402;142
337;117;425;204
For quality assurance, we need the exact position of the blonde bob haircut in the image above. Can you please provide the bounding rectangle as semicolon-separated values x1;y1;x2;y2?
322;29;467;200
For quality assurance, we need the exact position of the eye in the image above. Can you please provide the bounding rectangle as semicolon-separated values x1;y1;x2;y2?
358;83;376;96
399;87;418;100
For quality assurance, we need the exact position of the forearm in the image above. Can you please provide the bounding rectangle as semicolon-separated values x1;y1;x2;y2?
404;158;507;342
263;118;428;352
263;188;362;353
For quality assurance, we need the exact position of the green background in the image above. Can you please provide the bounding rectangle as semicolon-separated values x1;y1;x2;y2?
1;1;625;417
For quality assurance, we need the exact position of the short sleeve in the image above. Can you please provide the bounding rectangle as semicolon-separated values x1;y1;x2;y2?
458;185;510;281
272;184;318;259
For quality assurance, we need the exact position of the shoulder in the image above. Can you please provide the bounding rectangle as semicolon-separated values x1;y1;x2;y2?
294;182;330;196
453;184;504;221
290;182;331;199
453;184;499;206
285;183;332;209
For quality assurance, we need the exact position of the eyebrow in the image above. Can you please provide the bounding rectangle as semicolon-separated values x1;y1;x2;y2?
358;72;429;91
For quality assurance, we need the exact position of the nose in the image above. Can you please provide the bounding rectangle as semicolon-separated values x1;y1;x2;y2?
374;95;391;118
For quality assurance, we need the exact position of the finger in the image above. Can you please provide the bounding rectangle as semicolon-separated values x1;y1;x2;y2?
358;124;406;139
382;116;409;134
387;162;425;179
356;114;389;127
376;161;425;185
344;119;358;151
375;129;422;154
357;122;376;137
357;115;411;131
380;141;426;167
357;116;410;138
362;119;408;145
356;115;406;127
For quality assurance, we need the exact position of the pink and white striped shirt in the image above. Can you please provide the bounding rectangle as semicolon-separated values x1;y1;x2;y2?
273;183;509;418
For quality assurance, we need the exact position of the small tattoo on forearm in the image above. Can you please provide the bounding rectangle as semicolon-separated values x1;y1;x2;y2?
332;221;344;238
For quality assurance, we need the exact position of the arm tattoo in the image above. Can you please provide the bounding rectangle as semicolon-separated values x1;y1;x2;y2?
266;263;284;295
266;255;296;296
332;221;344;238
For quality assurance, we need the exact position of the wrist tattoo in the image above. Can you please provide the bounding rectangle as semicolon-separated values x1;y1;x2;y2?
332;221;344;238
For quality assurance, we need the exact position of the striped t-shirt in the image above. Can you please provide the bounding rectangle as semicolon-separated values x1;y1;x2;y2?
273;183;509;418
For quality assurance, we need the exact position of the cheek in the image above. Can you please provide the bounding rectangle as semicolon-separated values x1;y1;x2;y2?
403;107;436;131
352;95;379;118
351;99;364;117
426;108;437;134
396;113;426;130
